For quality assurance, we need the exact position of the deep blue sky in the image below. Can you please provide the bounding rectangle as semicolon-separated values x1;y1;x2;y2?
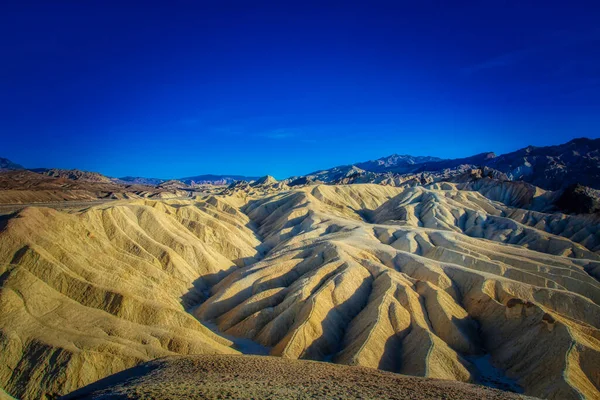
1;1;599;179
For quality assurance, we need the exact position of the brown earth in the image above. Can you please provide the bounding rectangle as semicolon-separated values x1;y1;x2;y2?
61;355;537;400
0;170;191;205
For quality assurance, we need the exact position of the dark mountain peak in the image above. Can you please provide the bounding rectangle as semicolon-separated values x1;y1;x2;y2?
355;154;443;174
0;157;25;171
413;152;496;172
567;137;596;145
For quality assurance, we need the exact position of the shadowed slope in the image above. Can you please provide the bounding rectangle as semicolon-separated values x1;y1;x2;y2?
0;197;262;399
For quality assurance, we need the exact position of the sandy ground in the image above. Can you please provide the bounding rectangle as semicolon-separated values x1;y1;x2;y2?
61;355;537;400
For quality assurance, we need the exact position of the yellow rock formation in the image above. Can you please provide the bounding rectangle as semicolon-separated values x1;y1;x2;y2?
0;184;598;399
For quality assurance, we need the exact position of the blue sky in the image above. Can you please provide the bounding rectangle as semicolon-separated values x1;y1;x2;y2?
1;1;599;179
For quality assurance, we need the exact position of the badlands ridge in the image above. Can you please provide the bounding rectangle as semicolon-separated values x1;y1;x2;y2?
0;177;598;399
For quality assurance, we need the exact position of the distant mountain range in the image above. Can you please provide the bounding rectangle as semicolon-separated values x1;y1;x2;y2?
118;174;261;186
0;161;259;186
30;168;114;184
354;154;443;173
302;138;600;190
1;137;599;190
2;139;599;400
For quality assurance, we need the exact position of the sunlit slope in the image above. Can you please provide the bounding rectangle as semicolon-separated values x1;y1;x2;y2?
0;184;599;400
62;354;535;400
197;184;600;400
0;197;260;399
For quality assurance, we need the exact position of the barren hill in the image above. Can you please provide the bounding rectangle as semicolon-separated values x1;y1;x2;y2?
0;179;598;399
0;170;192;206
62;355;537;400
30;168;114;183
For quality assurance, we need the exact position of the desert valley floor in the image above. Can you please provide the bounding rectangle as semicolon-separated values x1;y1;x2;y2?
0;181;599;399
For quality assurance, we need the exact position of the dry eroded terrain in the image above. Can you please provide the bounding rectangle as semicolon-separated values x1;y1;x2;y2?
0;183;598;399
